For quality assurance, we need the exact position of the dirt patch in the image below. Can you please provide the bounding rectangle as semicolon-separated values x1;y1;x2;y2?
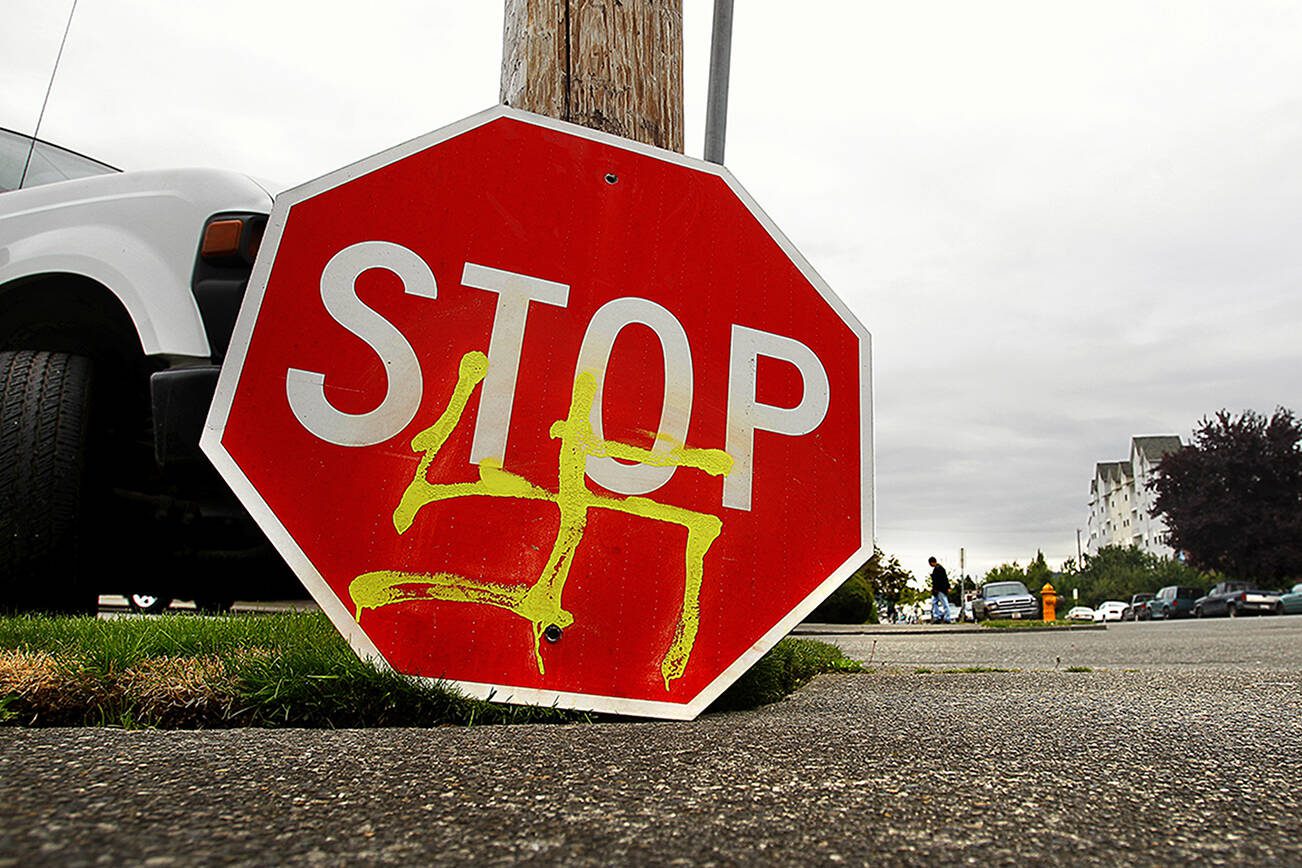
1;650;241;727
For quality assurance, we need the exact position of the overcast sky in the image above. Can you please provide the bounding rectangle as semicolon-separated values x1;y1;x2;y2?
5;1;1300;582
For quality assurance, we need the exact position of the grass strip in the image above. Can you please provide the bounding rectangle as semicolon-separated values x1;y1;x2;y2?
0;614;857;728
979;619;1102;630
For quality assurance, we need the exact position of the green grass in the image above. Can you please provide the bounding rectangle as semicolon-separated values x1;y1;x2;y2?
710;637;860;711
0;613;856;728
1064;665;1093;673
0;610;339;672
979;619;1093;630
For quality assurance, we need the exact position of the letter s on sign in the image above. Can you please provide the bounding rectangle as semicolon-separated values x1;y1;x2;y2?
286;241;436;446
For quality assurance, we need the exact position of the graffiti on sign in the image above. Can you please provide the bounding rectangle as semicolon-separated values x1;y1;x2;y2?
349;351;734;690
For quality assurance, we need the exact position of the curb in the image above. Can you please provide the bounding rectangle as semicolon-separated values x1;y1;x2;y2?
792;623;1108;636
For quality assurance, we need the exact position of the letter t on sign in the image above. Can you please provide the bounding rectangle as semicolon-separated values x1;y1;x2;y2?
462;262;571;465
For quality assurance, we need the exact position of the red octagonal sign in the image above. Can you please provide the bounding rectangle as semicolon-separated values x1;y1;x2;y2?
203;107;872;719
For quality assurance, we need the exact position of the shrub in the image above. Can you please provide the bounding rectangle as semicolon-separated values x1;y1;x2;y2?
808;572;876;623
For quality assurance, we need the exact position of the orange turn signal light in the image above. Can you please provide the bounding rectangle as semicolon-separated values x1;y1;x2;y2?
201;219;244;258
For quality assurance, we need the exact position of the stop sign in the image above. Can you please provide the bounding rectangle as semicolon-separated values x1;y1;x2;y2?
203;106;871;720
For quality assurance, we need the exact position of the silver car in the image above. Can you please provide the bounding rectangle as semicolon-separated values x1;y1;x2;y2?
973;581;1041;620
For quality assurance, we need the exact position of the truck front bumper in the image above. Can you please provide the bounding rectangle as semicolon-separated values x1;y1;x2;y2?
150;365;220;465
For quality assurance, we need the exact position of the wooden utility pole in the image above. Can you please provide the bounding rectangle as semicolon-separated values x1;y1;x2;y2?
501;0;684;153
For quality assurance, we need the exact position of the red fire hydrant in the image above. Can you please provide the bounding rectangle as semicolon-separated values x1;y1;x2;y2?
1041;582;1058;622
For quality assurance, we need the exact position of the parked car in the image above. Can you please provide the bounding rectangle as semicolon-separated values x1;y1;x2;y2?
972;581;1041;621
1065;606;1095;622
0;129;303;614
1094;601;1128;622
1279;583;1302;615
1194;581;1281;618
1121;593;1154;621
1148;585;1200;619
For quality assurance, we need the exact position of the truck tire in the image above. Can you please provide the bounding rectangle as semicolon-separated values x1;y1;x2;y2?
0;350;98;614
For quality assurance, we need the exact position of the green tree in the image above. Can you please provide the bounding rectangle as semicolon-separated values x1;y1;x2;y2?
982;562;1026;585
1025;550;1053;590
1059;545;1212;608
873;550;914;606
1152;408;1302;582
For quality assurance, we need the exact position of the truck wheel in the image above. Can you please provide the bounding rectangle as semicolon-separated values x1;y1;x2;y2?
0;351;97;614
128;593;173;614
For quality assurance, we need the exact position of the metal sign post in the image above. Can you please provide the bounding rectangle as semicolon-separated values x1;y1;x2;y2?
703;0;734;164
959;546;966;621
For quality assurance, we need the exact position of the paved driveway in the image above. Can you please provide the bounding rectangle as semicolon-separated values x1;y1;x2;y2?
2;618;1298;865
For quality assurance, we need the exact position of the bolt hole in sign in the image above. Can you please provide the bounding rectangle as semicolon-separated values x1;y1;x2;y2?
202;106;872;720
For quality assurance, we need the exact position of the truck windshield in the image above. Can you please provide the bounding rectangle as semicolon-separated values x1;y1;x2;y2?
984;582;1029;598
0;128;117;193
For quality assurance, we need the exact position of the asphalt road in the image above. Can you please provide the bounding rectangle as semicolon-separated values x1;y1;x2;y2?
806;614;1302;670
2;617;1299;866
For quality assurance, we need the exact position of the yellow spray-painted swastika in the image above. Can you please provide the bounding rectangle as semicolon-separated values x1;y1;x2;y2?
349;351;733;690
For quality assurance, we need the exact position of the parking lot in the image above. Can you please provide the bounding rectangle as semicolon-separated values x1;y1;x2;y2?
1;615;1298;865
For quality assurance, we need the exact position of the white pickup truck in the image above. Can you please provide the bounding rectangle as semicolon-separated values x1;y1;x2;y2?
0;129;298;613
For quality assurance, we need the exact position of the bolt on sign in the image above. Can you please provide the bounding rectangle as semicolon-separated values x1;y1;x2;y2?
202;106;872;720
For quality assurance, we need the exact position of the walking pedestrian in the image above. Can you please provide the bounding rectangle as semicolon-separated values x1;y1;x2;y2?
928;556;952;624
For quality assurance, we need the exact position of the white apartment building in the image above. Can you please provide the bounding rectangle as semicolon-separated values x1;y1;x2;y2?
1085;435;1183;558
